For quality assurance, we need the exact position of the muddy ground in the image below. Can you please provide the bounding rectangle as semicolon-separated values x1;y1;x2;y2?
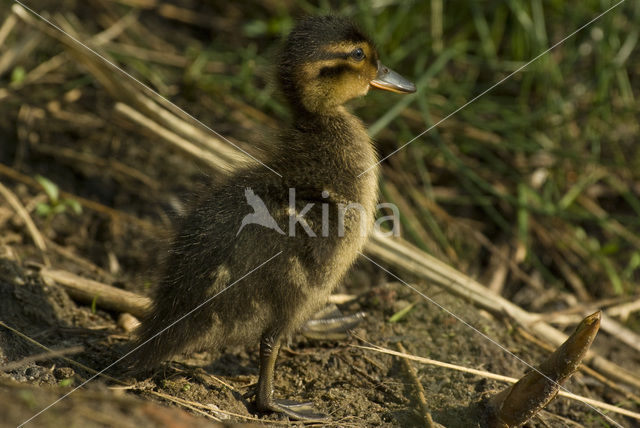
3;255;634;427
1;2;639;427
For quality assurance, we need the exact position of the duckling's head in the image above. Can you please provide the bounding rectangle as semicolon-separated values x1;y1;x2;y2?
279;16;415;115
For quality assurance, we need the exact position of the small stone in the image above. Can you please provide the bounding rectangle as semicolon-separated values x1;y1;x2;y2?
54;367;75;380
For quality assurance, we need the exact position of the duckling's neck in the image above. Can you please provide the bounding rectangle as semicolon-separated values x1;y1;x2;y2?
277;106;379;204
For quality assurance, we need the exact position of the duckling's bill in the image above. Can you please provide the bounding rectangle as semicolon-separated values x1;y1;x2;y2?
370;61;416;94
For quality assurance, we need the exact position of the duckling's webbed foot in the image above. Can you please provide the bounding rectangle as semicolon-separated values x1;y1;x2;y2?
266;399;327;421
302;304;366;340
256;331;328;421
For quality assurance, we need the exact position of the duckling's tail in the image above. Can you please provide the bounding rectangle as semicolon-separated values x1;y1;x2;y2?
119;260;232;372
120;304;207;371
122;316;171;370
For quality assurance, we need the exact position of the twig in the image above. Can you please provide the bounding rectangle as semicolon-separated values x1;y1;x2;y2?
0;30;41;77
396;342;435;428
189;368;239;393
0;345;84;371
45;237;114;282
327;294;357;304
40;268;151;318
355;344;516;383
0;181;49;266
142;389;222;422
115;93;244;169
0;13;17;47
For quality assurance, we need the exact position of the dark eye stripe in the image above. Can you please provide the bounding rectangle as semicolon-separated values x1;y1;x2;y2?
316;51;350;60
318;64;356;78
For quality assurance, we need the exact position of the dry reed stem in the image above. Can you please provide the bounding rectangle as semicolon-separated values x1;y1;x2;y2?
0;181;49;266
0;31;41;77
0;13;17;47
14;3;242;170
530;311;640;353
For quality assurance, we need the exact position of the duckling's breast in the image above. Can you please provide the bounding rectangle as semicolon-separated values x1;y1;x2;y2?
270;110;380;289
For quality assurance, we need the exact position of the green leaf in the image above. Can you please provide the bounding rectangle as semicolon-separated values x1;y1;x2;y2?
91;294;100;314
243;20;268;38
35;203;51;217
388;302;417;323
51;204;67;215
601;241;619;256
58;378;73;387
35;175;59;205
64;199;83;215
11;66;26;84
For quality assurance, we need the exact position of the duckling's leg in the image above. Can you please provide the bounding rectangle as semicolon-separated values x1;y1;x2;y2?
302;304;366;340
256;330;327;421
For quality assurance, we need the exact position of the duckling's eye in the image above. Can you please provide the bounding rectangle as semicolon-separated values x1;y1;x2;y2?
350;48;365;61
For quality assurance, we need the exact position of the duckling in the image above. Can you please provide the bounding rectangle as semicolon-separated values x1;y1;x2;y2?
129;15;415;420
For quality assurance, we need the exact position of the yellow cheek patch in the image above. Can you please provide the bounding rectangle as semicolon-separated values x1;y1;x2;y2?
291;42;379;113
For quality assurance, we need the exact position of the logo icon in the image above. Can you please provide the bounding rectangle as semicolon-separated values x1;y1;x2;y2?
237;188;285;236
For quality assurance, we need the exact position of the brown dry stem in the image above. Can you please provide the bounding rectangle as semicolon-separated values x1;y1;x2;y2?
0;181;49;266
396;342;436;428
485;311;601;427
